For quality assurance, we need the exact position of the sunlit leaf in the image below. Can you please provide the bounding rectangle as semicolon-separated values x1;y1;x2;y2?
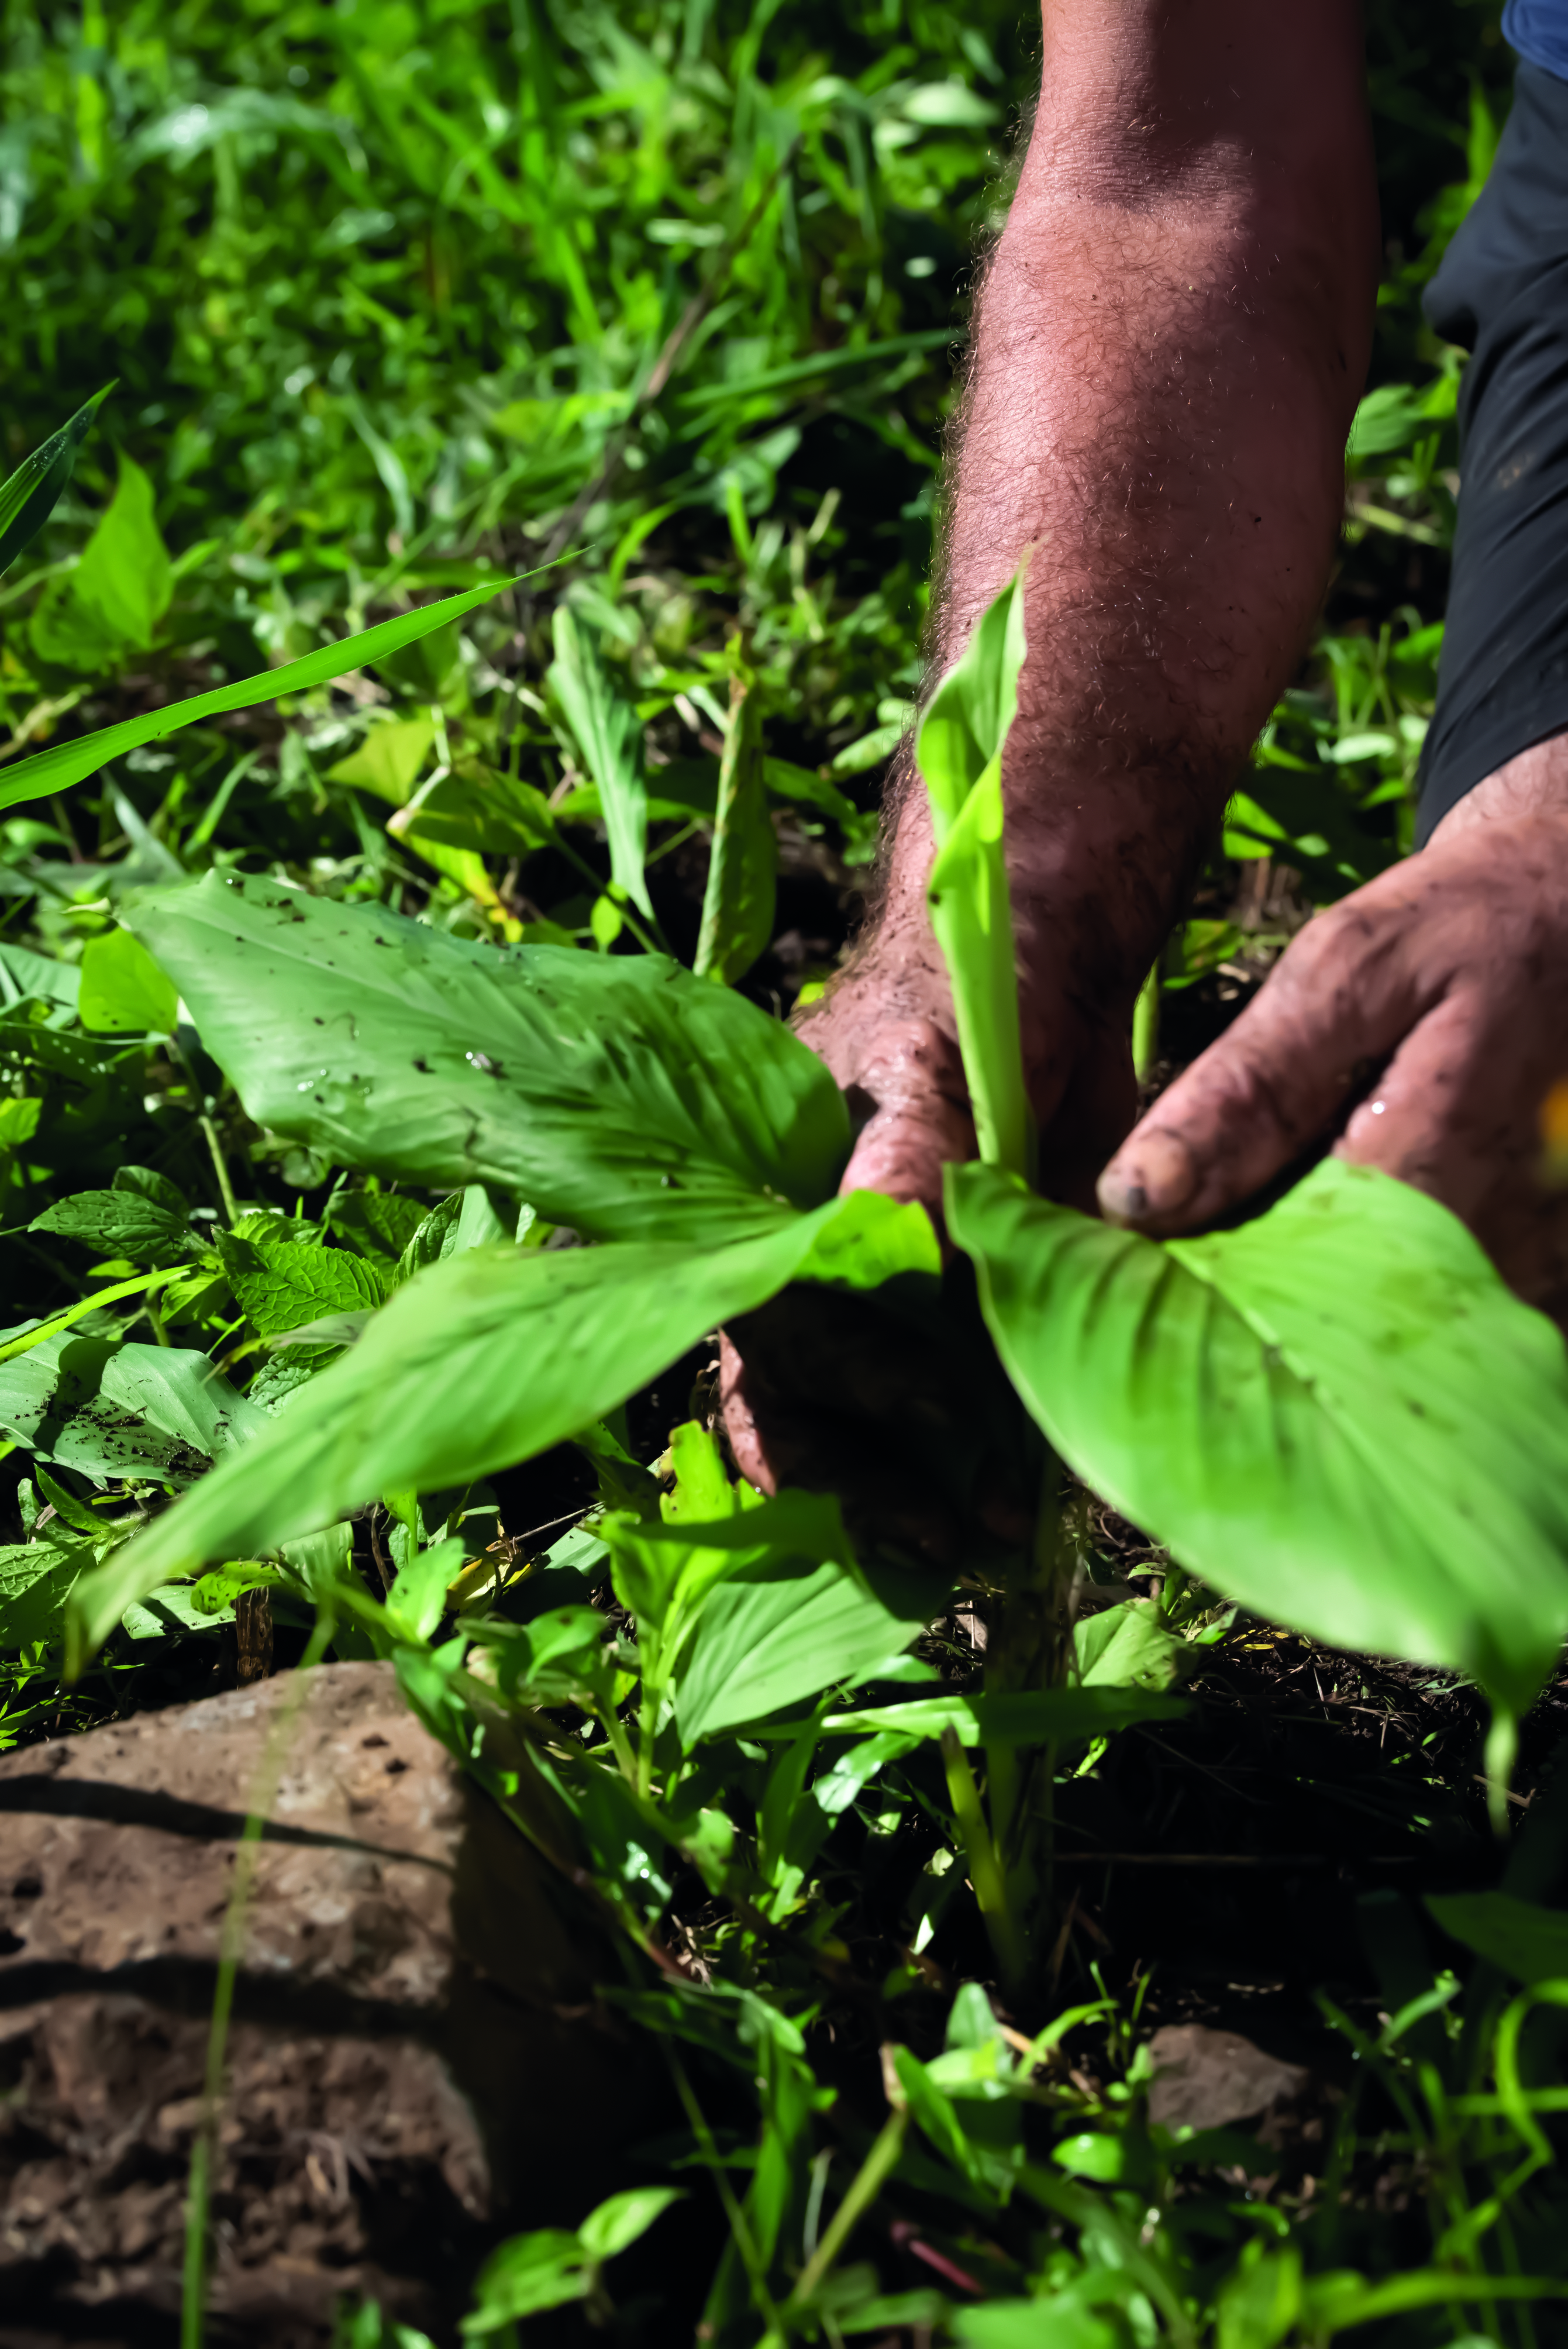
0;383;115;579
0;577;518;812
947;1155;1568;1720
694;664;776;985
126;870;852;1244
66;1188;936;1665
918;566;1031;1178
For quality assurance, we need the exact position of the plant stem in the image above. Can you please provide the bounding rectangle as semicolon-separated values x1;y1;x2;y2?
662;2040;783;2336
941;1726;1027;1993
785;2104;909;2317
1132;960;1161;1080
199;1114;240;1228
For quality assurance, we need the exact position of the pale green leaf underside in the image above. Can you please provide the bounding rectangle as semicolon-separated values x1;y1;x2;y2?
67;1189;938;1666
947;1156;1568;1717
126;872;851;1244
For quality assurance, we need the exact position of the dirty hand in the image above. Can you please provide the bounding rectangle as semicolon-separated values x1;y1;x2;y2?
1097;747;1568;1324
720;769;1207;1549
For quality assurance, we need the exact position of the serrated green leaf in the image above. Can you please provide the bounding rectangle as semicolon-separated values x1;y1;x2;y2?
30;1189;194;1266
218;1222;387;1339
0;1534;91;1650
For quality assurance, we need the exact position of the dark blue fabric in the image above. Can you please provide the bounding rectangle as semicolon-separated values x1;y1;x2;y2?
1503;0;1568;78
1415;65;1568;843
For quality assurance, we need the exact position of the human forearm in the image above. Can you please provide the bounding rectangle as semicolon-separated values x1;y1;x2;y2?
882;0;1379;1008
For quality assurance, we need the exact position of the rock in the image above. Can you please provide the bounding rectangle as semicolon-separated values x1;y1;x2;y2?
0;1660;646;2345
1145;2022;1314;2136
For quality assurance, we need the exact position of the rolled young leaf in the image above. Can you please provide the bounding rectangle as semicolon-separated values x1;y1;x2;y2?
66;1188;939;1668
917;566;1032;1179
549;607;652;917
693;659;776;986
946;1154;1568;1721
0;576;518;814
126;871;851;1245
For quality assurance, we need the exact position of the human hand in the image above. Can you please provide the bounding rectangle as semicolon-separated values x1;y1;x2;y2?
721;769;1205;1531
1097;744;1568;1324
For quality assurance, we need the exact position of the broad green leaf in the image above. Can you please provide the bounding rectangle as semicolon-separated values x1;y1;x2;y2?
218;1221;387;1339
575;2185;684;2262
126;872;852;1244
606;1489;826;1671
605;1487;887;1714
549;607;652;917
0;1534;91;1649
918;570;1028;829
819;1686;1186;1746
0;1097;42;1150
0;941;80;1018
1425;1891;1568;1985
694;666;776;985
918;569;1031;1178
462;2229;589;2331
327;714;437;803
78;926;180;1034
1075;1599;1194;1693
0;1335;266;1487
678;1548;929;1745
391;759;560;864
0;383;115;578
385;1535;466;1642
30;1189;194;1266
66;1188;936;1666
32;454;172;667
660;1421;738;1522
0;577;516;814
947;1156;1568;1720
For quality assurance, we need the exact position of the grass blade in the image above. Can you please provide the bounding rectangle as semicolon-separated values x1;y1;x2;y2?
0;383;116;578
0;577;518;811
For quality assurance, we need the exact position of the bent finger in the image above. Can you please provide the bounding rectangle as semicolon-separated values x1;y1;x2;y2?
1096;893;1427;1232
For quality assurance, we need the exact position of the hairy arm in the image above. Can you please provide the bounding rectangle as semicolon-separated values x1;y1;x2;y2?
799;0;1379;1213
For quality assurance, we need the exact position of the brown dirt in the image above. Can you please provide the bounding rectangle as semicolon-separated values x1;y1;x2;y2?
0;1661;650;2347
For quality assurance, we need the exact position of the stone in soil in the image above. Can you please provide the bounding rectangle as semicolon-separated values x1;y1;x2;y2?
0;1659;647;2346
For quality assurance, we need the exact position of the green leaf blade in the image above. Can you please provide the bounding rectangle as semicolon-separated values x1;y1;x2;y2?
0;577;516;813
694;670;776;986
0;383;115;579
126;872;851;1244
65;1188;935;1667
947;1156;1568;1719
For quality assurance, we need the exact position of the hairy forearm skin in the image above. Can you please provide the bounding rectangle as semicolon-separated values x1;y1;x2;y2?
803;0;1379;1207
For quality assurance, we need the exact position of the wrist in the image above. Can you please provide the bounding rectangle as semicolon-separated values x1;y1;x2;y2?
1429;732;1568;846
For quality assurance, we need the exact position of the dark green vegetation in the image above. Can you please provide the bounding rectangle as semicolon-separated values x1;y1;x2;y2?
3;1;1567;2344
